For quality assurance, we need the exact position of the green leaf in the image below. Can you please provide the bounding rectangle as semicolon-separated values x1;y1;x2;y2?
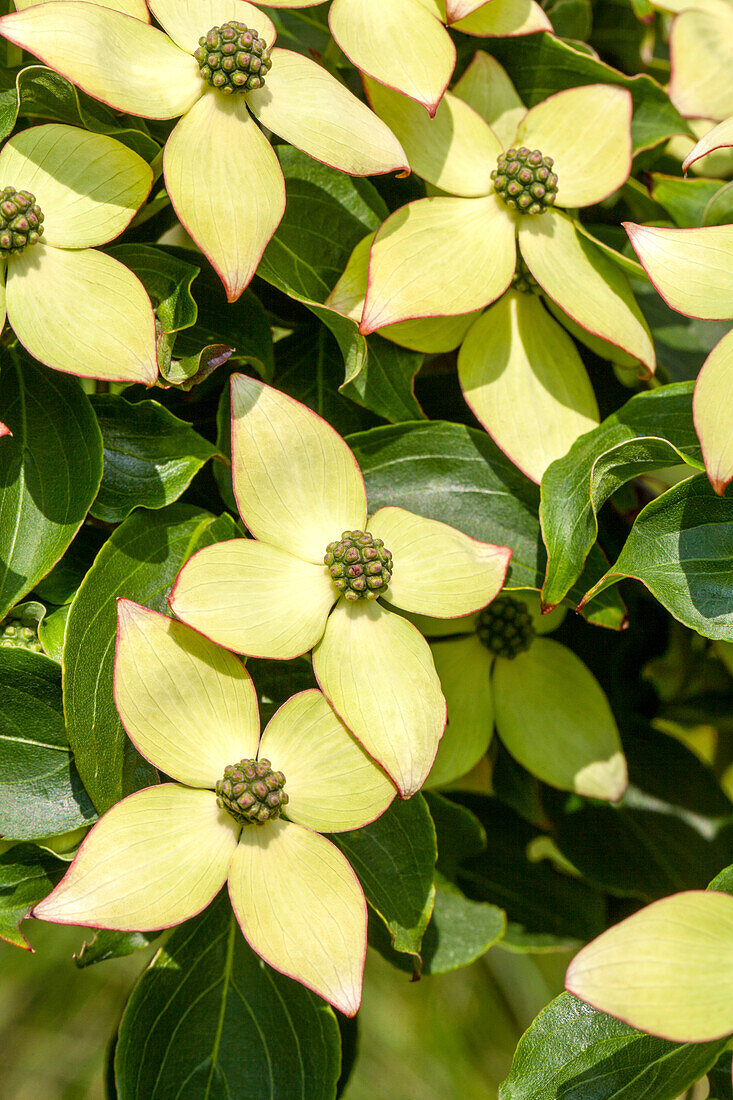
63;504;239;813
487;32;691;153
451;795;606;946
33;525;107;607
75;928;163;969
114;891;340;1100
0;354;103;622
708;864;733;895
107;245;199;335
340;335;425;424
37;604;69;662
0;842;64;948
546;0;593;40
708;1053;733;1100
0;649;96;840
89;396;218;524
333;795;436;965
548;725;733;901
499;992;729;1100
584;474;733;640
426;792;487;879
650;174;722;228
349;420;627;629
256;146;388;381
540;383;703;611
274;328;377;436
634;282;729;383
704;180;733;228
0;64;159;159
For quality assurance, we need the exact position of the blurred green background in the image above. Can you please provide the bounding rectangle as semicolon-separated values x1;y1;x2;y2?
1;924;570;1098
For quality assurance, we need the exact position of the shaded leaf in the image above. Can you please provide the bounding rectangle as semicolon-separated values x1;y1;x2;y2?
0;842;64;948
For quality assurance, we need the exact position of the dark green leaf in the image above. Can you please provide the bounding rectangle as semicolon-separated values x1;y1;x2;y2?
0;842;64;948
488;33;691;153
333;795;436;964
549;725;733;901
0;649;95;839
274;328;377;436
499;992;728;1100
37;604;68;663
340;335;425;424
540;383;703;611
704;180;733;227
114;892;340;1100
451;795;606;944
707;1052;733;1100
33;525;107;607
75;928;163;969
426;791;487;879
709;865;733;895
63;505;239;812
634;282;729;383
0;65;159;158
0;354;103;622
90;396;218;523
349;420;626;629
584;474;733;640
546;0;593;40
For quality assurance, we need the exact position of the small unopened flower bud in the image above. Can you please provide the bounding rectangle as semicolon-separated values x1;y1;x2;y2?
324;530;393;601
476;596;535;659
491;148;558;216
0;187;44;256
216;758;288;825
195;23;272;94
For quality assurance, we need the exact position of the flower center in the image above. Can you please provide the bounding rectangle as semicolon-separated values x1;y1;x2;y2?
215;758;288;825
511;254;539;295
476;596;535;659
491;148;558;216
0;187;44;256
194;23;272;94
324;530;393;602
0;615;42;653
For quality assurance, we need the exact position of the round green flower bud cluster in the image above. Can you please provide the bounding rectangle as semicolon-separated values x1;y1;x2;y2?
195;23;272;94
0;616;43;653
216;758;288;825
324;530;393;601
492;148;558;216
511;255;539;295
0;188;44;256
476;596;535;659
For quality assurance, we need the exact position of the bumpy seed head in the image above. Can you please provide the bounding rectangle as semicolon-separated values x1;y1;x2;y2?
0;188;44;256
491;148;558;216
0;616;43;653
324;530;392;602
476;596;535;659
216;758;288;825
511;254;539;295
195;23;272;94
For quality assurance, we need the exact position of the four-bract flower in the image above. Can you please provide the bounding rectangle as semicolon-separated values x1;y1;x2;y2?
625;218;733;495
332;54;654;481
168;375;512;797
34;600;397;1016
0;0;408;302
0;123;157;383
265;0;551;116
411;593;627;801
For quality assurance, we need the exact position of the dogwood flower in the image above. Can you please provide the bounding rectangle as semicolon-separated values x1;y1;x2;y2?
0;0;408;302
414;593;627;800
0;123;157;383
271;0;551;116
330;55;655;480
625;218;733;495
649;0;733;121
34;600;397;1015
169;375;512;797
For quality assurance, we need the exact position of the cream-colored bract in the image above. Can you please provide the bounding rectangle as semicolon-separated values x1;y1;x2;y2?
426;634;495;789
693;329;733;495
668;2;733;121
34;599;395;1016
0;0;408;301
0;123;157;383
566;891;733;1042
170;375;511;797
682;114;733;171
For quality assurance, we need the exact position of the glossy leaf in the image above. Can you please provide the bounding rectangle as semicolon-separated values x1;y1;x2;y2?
63;504;239;812
333;794;436;965
499;992;729;1100
90;396;217;523
583;474;733;640
540;383;703;610
0;355;103;621
114;891;341;1099
0;843;64;949
0;649;95;840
